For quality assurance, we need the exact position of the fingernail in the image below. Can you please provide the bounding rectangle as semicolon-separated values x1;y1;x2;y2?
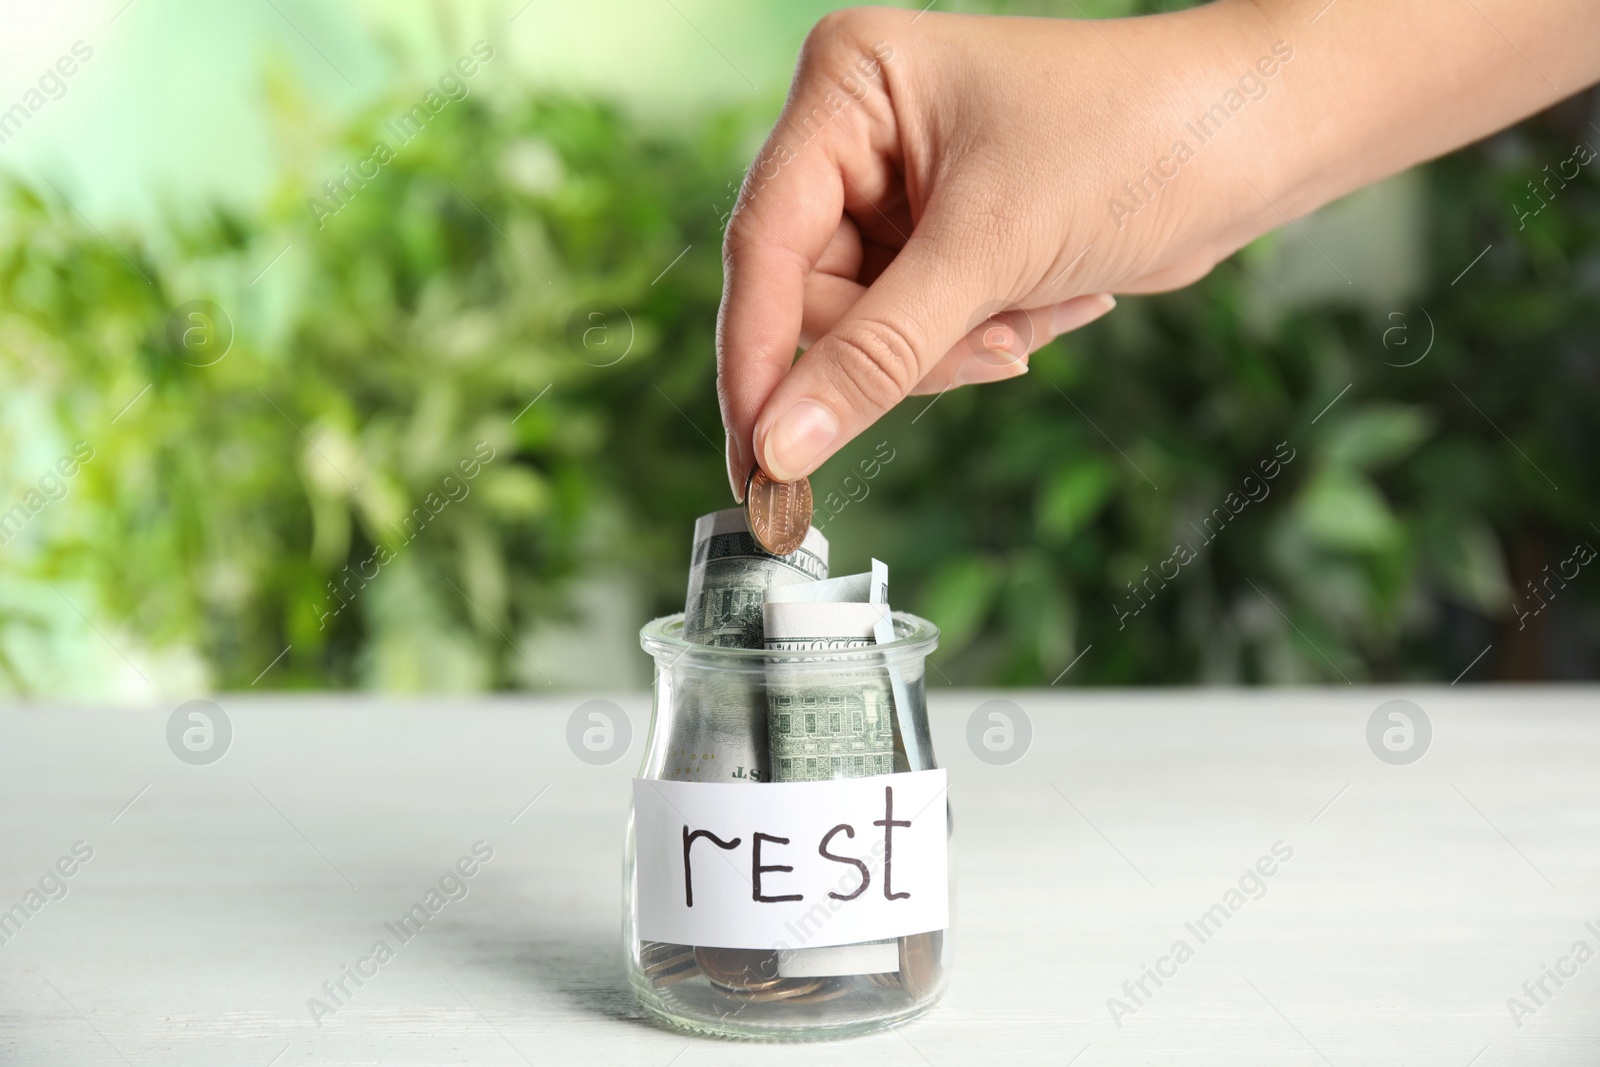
978;319;1030;360
1051;293;1116;336
954;352;1029;387
726;432;746;503
760;400;839;482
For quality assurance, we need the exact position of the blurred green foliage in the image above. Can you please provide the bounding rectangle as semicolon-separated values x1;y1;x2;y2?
0;32;1595;694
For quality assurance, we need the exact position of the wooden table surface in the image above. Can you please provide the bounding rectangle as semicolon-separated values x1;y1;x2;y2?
2;687;1596;1065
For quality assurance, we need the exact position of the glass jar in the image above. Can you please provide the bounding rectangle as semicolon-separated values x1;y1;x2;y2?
626;612;950;1040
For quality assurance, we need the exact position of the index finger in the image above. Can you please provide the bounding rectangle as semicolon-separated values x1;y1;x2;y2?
716;132;844;502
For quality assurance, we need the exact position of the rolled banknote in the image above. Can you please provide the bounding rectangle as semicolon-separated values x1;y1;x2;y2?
760;560;885;613
763;561;901;979
684;508;828;648
659;509;830;991
670;508;829;785
762;560;896;781
764;559;925;772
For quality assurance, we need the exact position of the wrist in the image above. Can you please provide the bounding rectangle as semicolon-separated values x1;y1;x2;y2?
1187;0;1600;249
1072;1;1310;285
1161;0;1311;266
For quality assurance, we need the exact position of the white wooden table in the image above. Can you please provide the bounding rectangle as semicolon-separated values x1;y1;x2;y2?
2;687;1596;1065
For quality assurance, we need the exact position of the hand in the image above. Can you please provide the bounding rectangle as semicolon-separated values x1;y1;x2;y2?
716;3;1269;497
715;1;1600;499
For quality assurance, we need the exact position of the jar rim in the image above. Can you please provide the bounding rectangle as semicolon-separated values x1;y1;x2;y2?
640;611;939;668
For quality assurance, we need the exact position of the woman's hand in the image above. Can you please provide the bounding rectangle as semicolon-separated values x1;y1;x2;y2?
717;2;1275;497
716;1;1600;499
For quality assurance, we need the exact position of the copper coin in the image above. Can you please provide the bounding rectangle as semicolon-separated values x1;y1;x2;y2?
641;940;689;966
737;977;825;1002
744;466;813;556
899;932;940;999
780;978;851;1004
695;947;782;992
641;941;700;986
649;957;701;987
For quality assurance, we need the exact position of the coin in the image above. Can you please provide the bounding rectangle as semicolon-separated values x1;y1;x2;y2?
641;940;687;964
899;932;940;999
695;947;782;993
739;977;825;1002
781;977;851;1003
641;941;700;986
744;466;812;556
649;957;700;986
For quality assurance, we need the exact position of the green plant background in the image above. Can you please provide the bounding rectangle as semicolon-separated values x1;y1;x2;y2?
1;0;1595;696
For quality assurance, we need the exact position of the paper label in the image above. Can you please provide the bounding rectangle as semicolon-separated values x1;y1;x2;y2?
633;770;949;950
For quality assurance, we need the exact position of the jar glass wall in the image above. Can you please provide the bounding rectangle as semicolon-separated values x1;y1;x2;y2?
625;612;950;1040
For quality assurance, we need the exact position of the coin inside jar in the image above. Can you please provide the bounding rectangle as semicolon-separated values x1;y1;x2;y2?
640;941;700;987
737;977;825;1002
899;932;940;999
744;466;812;556
694;947;783;993
780;977;851;1003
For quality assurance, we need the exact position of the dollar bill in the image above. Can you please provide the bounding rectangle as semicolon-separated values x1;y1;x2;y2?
764;560;899;978
760;559;885;612
870;599;926;773
762;559;896;781
669;508;829;784
763;558;925;772
684;508;828;648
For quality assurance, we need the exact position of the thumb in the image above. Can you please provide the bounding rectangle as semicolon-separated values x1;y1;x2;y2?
752;218;998;482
